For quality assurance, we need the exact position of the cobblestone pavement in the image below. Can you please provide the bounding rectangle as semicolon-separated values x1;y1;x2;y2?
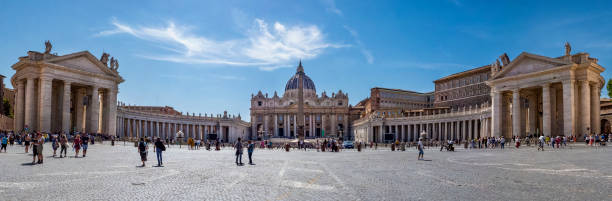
0;142;610;201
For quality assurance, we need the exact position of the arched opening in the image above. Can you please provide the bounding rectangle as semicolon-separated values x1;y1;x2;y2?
601;119;610;134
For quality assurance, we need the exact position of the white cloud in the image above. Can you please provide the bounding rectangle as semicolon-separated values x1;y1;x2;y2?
322;0;343;16
96;18;344;70
344;25;374;64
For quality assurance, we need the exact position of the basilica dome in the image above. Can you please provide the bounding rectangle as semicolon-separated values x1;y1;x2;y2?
283;61;316;97
285;74;316;92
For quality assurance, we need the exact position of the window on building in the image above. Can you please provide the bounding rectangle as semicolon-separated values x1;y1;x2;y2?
257;101;262;106
338;101;343;106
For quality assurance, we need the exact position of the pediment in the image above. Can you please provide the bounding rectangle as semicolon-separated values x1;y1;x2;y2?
45;51;121;79
492;52;570;80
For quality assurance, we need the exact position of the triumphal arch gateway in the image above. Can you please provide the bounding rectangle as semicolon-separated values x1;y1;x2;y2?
11;42;123;135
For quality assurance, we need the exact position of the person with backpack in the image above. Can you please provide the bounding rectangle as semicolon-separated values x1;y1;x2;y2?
1;135;8;153
59;134;68;158
154;137;166;167
234;138;243;166
138;138;148;167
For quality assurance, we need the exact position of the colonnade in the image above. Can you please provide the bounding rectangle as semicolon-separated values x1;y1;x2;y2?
251;113;350;140
353;106;491;143
116;107;250;142
369;118;490;143
117;117;219;141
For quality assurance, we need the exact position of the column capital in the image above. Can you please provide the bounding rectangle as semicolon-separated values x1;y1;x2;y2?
512;88;520;93
541;83;551;88
562;79;576;85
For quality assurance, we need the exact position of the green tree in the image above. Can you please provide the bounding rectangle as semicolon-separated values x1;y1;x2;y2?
607;79;612;98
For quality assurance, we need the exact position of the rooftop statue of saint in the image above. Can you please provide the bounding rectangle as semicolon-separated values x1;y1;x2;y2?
44;40;52;54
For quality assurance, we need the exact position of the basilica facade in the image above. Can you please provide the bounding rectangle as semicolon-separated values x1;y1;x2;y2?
250;62;358;140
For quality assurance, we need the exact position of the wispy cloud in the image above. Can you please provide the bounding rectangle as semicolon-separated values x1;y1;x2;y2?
159;73;245;81
321;0;343;16
344;25;374;64
449;0;461;6
395;61;466;70
211;74;246;81
96;18;345;70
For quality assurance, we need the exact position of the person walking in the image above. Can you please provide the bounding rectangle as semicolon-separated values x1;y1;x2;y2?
73;134;82;158
154;138;166;167
538;135;545;151
247;140;255;165
234;137;243;166
417;138;424;160
1;135;7;153
81;134;89;157
138;138;148;167
59;134;68;158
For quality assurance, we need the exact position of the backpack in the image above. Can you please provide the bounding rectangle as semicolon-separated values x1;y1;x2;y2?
138;142;146;152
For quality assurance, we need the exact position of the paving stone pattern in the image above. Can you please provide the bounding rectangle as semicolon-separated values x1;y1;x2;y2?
0;142;610;201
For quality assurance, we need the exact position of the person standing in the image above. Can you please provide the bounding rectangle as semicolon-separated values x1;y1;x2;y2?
24;134;31;153
247;140;255;165
154;138;165;167
36;133;44;163
234;138;243;166
51;135;59;157
81;134;89;157
500;136;505;149
417;138;424;160
138;138;148;167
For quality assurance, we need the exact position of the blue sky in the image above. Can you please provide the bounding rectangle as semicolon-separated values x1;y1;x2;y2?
1;0;612;121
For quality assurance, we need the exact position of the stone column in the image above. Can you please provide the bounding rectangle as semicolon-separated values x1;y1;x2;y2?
331;114;337;137
528;95;537;135
24;78;35;130
126;118;131;138
492;91;502;137
512;89;521;137
61;82;72;133
591;84;601;134
274;114;278;137
106;89;117;136
293;115;297;137
14;80;25;132
580;81;591;135
38;77;52;133
542;84;551;137
462;120;467;140
562;80;576;137
263;115;269;138
380;125;385;142
88;87;100;133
